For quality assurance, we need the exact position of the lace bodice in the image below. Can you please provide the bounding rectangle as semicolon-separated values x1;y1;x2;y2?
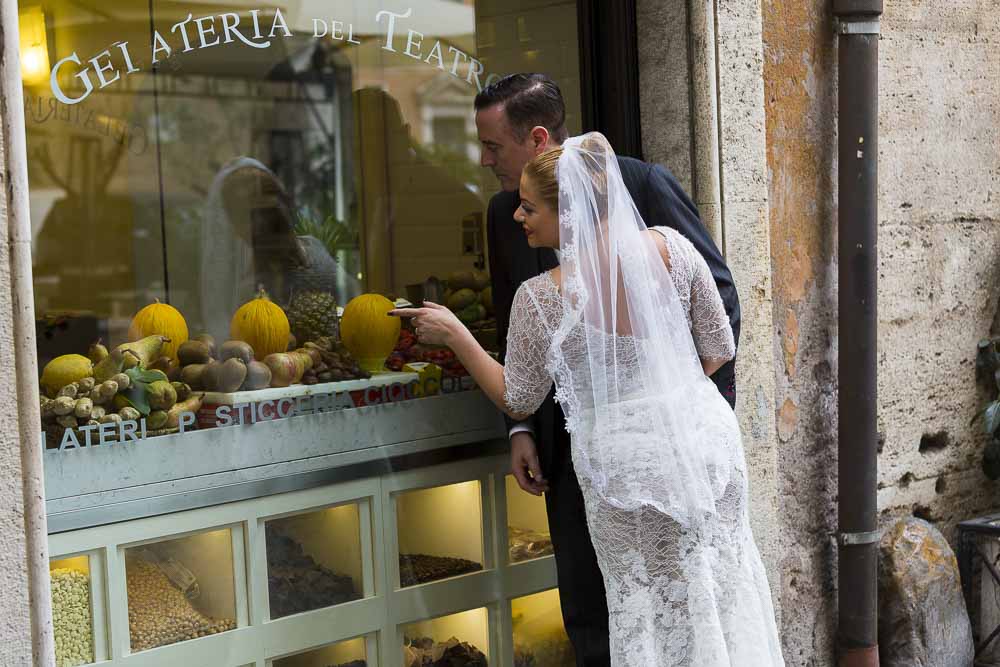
502;227;735;419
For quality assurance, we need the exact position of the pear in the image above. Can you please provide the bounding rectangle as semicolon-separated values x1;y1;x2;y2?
94;349;127;384
147;380;177;411
87;339;109;365
115;335;169;369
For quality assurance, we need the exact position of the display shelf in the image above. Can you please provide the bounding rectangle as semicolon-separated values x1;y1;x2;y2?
503;476;552;564
45;448;564;667
123;527;240;653
511;589;575;667
263;502;368;619
394;480;485;588
271;634;375;667
49;552;106;666
401;608;491;667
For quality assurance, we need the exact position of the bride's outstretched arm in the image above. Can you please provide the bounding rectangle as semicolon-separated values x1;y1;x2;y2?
389;302;537;421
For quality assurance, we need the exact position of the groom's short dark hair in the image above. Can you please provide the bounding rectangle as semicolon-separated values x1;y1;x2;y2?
474;73;569;143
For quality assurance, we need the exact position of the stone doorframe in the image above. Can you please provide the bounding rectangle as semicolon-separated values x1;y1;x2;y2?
637;0;781;616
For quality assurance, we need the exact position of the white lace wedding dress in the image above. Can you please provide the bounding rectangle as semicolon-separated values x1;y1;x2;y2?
503;225;784;666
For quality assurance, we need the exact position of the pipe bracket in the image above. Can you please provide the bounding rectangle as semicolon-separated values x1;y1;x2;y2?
836;19;881;35
837;529;882;546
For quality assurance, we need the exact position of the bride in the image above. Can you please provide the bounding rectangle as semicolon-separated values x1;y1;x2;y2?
392;133;784;666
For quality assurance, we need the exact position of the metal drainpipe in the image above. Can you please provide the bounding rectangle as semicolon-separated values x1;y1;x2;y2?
833;1;882;666
0;1;56;664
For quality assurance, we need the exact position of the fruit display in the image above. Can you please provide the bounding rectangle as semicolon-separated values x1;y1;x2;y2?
386;329;467;378
125;555;236;651
39;334;204;448
231;287;292;360
398;553;483;588
442;270;494;327
128;300;189;363
50;567;93;667
265;525;361;618
286;290;341;345
341;294;401;374
508;527;554;563
403;636;488;667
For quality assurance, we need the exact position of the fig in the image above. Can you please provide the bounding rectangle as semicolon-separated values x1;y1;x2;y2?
99;413;122;425
216;358;248;393
263;353;297;388
178;340;212;366
219;340;254;364
119;407;141;422
192;333;217;358
200;361;223;392
180;363;207;390
241;361;272;391
111;373;130;391
77;377;96;393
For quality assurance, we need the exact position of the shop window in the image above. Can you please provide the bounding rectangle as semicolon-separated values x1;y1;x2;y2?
50;553;102;666
401;608;490;666
123;528;238;652
512;589;575;667
395;481;485;588
264;503;368;619
505;475;553;563
23;0;582;455
272;635;371;667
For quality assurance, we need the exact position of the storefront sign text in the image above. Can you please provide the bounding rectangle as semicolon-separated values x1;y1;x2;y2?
48;7;497;106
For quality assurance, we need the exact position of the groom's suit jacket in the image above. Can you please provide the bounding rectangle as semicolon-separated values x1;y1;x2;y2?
487;155;740;476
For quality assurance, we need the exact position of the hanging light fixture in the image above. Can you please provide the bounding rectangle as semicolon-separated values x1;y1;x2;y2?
19;6;51;87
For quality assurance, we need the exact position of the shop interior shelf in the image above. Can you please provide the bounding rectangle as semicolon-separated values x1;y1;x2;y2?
511;589;575;667
272;634;373;667
50;552;105;666
503;476;553;564
394;481;486;589
46;452;564;667
264;502;368;620
401;607;491;667
123;528;239;653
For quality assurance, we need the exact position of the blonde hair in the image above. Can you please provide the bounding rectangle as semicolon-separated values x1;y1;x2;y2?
522;148;563;211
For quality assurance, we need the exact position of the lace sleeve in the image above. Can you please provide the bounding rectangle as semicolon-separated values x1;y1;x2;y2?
686;244;736;363
661;229;735;363
503;282;554;417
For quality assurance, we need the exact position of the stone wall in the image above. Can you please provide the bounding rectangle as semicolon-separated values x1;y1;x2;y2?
762;1;1000;665
0;83;35;662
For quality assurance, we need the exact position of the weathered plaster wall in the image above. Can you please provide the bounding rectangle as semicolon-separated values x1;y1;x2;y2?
0;95;35;662
875;3;1000;530
763;1;1000;665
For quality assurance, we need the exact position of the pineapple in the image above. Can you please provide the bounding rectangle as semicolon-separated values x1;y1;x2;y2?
286;291;340;345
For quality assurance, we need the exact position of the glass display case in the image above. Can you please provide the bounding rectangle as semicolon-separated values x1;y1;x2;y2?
395;481;485;588
504;476;553;564
49;553;102;667
272;635;372;667
264;503;367;619
123;527;238;652
401;608;490;667
511;589;575;667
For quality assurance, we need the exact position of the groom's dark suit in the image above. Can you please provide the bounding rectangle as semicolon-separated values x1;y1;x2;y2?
487;156;740;666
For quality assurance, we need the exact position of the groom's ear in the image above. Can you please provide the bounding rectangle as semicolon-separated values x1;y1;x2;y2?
529;125;551;154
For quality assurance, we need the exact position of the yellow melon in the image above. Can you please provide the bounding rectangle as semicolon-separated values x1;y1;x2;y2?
230;288;291;361
341;294;400;374
128;299;189;362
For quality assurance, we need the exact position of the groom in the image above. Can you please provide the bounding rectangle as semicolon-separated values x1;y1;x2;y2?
475;74;741;666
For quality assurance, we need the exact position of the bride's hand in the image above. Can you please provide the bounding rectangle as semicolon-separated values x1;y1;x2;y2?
389;302;466;347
